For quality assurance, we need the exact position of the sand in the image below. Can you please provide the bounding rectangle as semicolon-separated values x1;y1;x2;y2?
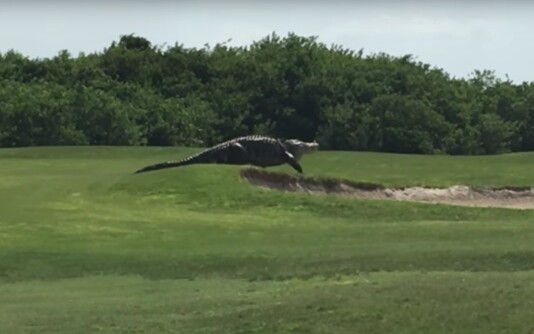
240;168;534;210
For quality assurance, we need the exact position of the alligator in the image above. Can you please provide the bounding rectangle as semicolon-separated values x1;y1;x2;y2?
134;135;319;174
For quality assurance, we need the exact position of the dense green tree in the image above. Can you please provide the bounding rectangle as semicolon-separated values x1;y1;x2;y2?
1;33;533;154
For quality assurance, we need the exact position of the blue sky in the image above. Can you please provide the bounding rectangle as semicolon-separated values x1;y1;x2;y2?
1;1;532;82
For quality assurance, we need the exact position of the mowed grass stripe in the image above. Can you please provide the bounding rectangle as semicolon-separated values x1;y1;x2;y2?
1;272;533;334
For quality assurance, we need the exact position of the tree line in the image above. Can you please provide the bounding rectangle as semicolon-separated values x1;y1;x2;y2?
1;33;533;154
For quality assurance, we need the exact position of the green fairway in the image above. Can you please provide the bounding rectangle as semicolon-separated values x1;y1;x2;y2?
1;146;534;333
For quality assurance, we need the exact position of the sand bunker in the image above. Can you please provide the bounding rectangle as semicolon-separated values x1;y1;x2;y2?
240;168;534;209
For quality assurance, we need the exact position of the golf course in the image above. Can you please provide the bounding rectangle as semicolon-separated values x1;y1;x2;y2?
1;146;534;333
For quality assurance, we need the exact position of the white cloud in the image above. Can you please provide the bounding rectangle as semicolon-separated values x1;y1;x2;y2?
0;1;533;82
322;14;498;43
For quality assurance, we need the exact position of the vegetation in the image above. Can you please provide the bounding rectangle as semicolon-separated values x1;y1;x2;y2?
1;147;534;333
2;32;534;332
1;33;534;154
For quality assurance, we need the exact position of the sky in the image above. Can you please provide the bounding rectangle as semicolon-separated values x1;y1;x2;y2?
0;1;533;83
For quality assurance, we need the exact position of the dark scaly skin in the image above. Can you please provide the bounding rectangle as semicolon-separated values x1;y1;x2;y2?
134;135;319;174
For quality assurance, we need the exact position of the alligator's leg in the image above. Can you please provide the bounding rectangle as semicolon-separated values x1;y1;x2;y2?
283;151;303;173
218;142;250;165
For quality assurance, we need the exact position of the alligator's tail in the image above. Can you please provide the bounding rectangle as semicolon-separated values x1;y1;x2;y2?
134;149;213;174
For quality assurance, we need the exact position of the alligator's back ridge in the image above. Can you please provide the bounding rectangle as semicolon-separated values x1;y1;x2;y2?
134;135;319;174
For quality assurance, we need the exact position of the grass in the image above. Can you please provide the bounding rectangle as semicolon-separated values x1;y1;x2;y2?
1;146;534;333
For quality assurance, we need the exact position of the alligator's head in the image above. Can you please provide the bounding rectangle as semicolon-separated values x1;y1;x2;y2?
283;139;319;161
